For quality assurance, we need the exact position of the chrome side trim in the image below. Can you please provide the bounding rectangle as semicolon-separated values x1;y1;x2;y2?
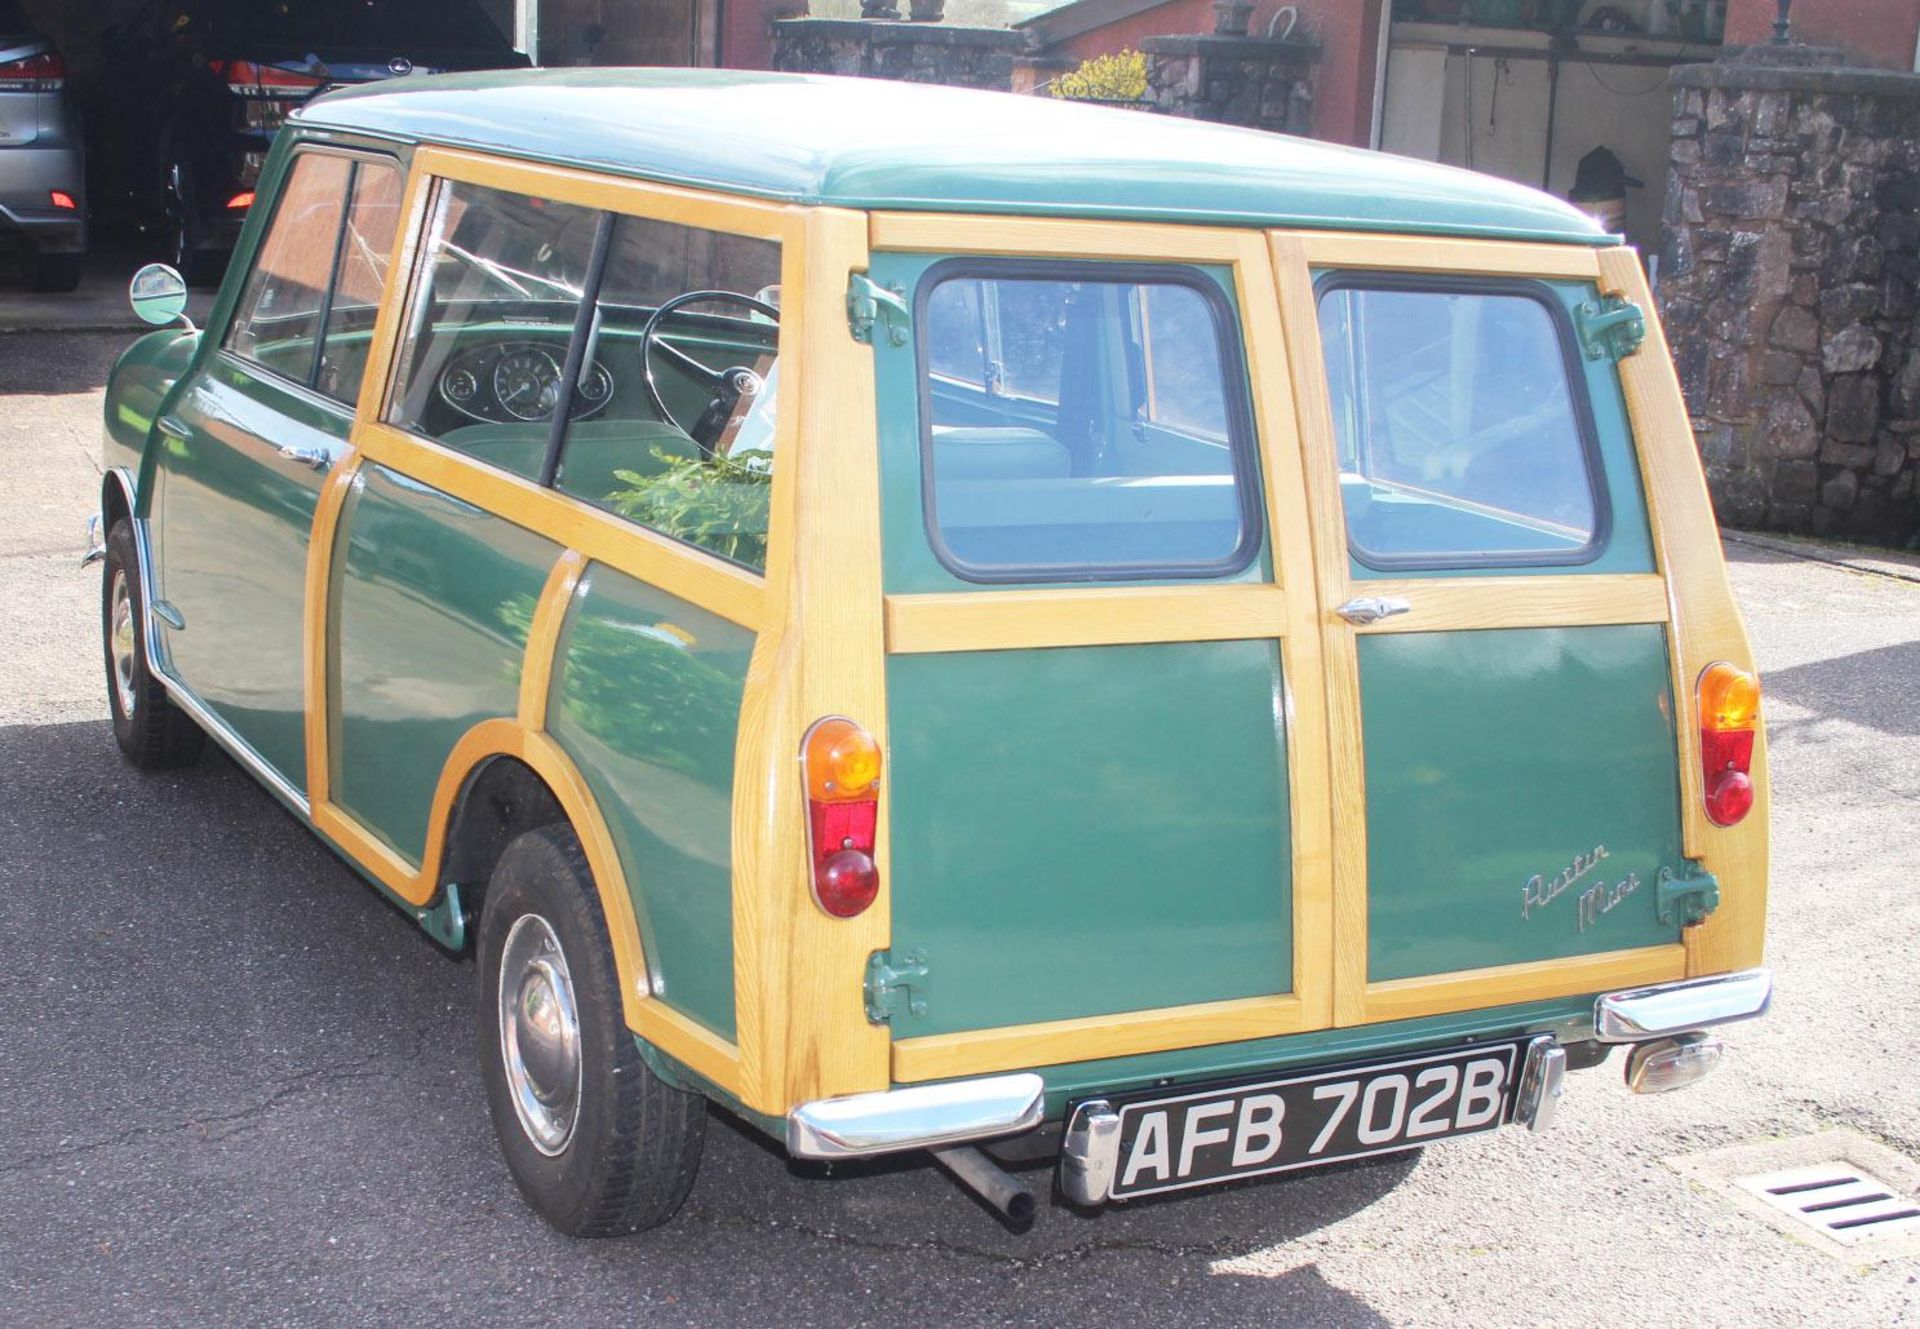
122;510;312;819
1059;1098;1122;1206
1595;968;1772;1044
1513;1035;1566;1134
788;1073;1045;1160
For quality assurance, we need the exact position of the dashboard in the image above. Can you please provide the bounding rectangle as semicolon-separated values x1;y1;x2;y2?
435;340;615;425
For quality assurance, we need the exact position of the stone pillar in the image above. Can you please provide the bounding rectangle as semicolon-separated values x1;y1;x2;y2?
1661;46;1920;545
1139;34;1319;135
769;18;1028;91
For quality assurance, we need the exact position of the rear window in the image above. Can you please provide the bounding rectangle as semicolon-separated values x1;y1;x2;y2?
1317;277;1607;569
917;260;1261;583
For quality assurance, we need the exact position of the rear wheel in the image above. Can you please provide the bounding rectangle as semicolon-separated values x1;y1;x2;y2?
477;824;706;1235
28;252;82;293
102;519;204;769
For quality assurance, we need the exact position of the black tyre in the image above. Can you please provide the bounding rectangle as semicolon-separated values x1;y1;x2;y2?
29;252;82;294
477;824;706;1235
103;519;204;769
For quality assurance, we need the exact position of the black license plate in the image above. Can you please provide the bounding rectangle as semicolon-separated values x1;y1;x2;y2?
1101;1042;1522;1200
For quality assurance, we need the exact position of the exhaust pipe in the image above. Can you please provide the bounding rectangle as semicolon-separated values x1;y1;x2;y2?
931;1144;1036;1225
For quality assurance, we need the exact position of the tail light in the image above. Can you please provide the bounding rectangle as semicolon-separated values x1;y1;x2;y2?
212;60;325;134
226;191;255;211
802;717;882;918
1697;662;1760;826
0;50;64;91
49;190;77;211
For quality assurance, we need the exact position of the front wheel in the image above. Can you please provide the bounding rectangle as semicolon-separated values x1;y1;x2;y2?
477;824;706;1235
102;519;204;769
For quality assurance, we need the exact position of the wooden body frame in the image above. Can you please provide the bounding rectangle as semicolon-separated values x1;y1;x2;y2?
260;141;1759;1111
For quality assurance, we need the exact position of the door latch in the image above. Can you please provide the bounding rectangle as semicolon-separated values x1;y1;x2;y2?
1656;863;1720;928
865;947;930;1024
1575;295;1646;362
1336;596;1412;626
847;273;910;347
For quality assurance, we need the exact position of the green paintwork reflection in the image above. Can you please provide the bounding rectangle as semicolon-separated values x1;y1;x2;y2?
1362;625;1685;981
150;354;346;786
546;566;751;1040
886;640;1292;1037
302;70;1611;245
332;465;559;862
867;251;1272;594
104;329;200;483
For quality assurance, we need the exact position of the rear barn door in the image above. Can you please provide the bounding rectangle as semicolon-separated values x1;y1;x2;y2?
1288;254;1693;1026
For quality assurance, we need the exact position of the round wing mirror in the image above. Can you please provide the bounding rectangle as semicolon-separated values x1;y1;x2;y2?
129;263;189;327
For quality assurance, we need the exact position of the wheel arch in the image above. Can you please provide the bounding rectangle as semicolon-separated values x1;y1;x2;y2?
102;468;135;533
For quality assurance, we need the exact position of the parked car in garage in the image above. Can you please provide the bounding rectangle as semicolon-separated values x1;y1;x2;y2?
0;1;84;292
95;0;524;285
89;70;1773;1235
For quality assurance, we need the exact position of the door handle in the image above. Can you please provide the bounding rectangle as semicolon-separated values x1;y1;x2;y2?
1335;596;1412;626
276;444;332;472
156;415;191;441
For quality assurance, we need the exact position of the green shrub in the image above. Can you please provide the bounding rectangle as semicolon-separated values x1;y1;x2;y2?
606;448;773;571
1050;49;1148;103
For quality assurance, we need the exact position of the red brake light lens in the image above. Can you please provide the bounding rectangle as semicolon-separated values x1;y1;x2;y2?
226;191;256;211
1697;663;1760;826
210;60;325;97
49;190;77;211
0;51;64;91
802;718;882;918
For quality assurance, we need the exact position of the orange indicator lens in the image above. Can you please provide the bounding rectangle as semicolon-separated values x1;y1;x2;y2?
804;717;882;803
1697;662;1760;733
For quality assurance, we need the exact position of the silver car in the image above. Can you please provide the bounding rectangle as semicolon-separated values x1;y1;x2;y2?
0;0;83;292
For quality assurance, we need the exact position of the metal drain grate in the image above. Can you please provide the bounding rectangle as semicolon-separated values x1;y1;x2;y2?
1738;1163;1920;1245
1666;1128;1920;1263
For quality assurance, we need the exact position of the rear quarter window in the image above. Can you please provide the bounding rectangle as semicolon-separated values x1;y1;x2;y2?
915;259;1263;583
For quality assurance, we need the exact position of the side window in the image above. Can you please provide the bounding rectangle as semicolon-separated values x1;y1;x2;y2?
225;152;403;406
386;181;602;455
226;154;350;382
917;262;1261;582
552;214;781;572
1317;280;1606;568
385;177;784;574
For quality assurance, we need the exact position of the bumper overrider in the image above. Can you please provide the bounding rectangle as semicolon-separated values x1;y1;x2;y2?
786;968;1773;1206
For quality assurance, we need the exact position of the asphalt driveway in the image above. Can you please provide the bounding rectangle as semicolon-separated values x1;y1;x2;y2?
2;333;1916;1327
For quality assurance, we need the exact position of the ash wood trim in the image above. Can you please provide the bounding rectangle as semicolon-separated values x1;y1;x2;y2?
1236;231;1337;1031
1597;249;1770;979
1361;944;1687;1024
869;211;1250;263
891;995;1310;1083
1349;574;1670;634
1293;232;1605;279
518;549;586;730
728;207;893;1116
883;584;1291;654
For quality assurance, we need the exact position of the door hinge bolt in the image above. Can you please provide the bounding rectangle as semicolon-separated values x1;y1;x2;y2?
1656;863;1720;928
1575;294;1646;362
865;947;930;1024
848;273;910;347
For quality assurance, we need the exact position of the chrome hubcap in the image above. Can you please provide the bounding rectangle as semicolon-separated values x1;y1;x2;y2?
498;913;582;1156
109;570;138;717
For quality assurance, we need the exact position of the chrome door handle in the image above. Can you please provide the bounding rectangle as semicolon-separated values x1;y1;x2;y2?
156;414;191;441
1335;596;1412;626
276;444;332;472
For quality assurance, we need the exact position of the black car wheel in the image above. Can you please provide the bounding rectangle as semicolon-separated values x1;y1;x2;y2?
103;519;205;769
477;824;706;1236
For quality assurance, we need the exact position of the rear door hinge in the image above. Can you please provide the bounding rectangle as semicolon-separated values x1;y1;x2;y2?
865;947;930;1024
1656;863;1720;928
1575;294;1646;362
848;273;910;347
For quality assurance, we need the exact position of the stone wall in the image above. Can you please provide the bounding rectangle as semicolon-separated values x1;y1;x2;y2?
1139;34;1319;134
1661;46;1920;545
770;18;1026;90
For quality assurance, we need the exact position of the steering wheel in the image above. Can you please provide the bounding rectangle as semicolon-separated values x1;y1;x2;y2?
639;290;780;455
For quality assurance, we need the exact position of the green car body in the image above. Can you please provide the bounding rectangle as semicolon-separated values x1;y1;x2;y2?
92;70;1772;1229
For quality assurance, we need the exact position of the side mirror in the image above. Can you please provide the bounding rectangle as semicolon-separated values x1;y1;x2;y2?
129;263;191;329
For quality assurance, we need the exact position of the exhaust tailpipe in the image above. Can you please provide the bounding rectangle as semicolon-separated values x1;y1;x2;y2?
931;1144;1036;1225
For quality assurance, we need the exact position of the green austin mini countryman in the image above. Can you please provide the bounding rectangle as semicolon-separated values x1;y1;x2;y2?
87;69;1773;1233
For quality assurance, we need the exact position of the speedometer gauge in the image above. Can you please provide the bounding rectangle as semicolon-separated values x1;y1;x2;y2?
493;348;563;421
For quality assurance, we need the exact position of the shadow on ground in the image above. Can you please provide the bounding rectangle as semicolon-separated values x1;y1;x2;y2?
0;718;1405;1326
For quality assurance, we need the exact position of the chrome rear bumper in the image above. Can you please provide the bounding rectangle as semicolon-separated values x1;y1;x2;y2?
1594;968;1773;1043
787;1072;1045;1160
